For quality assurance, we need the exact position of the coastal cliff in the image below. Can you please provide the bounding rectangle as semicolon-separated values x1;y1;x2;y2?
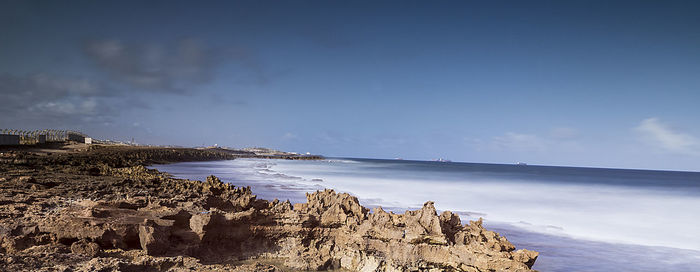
0;145;537;271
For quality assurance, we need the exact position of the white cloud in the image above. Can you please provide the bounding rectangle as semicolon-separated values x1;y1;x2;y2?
31;101;78;115
491;132;546;152
467;127;583;154
282;132;298;140
83;39;255;92
30;92;100;112
549;127;578;140
636;118;700;156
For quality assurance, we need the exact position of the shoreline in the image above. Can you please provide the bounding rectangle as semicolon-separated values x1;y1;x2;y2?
157;158;700;271
0;143;537;271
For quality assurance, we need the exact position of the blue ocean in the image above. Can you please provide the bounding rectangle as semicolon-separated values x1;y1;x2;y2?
153;158;700;271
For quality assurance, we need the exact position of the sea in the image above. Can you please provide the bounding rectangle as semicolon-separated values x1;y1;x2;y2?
152;158;700;271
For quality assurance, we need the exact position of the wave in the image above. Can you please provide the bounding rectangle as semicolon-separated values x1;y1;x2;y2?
152;158;700;271
323;159;362;164
264;159;700;251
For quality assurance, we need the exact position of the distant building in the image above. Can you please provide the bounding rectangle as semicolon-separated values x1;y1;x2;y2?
242;147;297;156
0;134;20;145
0;129;91;145
67;132;85;142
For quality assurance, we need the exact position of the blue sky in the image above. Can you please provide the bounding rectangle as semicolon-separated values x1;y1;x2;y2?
2;1;700;171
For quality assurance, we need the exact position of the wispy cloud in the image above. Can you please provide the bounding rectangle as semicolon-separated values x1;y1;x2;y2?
0;73;113;121
468;127;583;154
1;38;258;128
83;39;224;92
315;131;356;145
491;132;547;152
549;127;579;140
0;72;161;128
282;132;299;140
83;38;270;92
636;117;700;156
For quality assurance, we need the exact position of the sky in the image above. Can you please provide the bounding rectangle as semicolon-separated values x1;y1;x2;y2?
1;0;700;171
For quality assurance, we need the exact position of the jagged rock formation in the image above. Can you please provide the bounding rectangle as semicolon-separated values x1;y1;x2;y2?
0;145;537;271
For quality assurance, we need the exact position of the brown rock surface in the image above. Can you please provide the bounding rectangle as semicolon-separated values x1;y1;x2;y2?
0;144;537;271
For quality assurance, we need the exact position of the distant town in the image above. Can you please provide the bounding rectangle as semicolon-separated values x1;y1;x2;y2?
0;128;313;158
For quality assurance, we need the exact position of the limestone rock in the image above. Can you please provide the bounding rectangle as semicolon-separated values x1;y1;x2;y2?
138;219;172;255
70;240;101;256
0;145;537;271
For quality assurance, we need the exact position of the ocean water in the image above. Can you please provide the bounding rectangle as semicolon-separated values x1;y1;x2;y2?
152;158;700;271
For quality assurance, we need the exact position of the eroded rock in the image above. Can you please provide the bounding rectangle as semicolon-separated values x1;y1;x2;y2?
0;146;537;271
70;240;101;256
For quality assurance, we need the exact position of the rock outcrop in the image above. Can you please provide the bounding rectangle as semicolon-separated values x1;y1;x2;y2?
0;145;537;271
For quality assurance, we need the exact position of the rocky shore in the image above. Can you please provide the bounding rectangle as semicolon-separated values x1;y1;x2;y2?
0;144;538;271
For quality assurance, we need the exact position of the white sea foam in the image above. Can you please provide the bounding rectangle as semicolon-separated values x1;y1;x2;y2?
153;158;700;271
264;159;700;251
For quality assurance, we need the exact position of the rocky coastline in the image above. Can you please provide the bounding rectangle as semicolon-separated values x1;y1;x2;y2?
0;144;538;271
